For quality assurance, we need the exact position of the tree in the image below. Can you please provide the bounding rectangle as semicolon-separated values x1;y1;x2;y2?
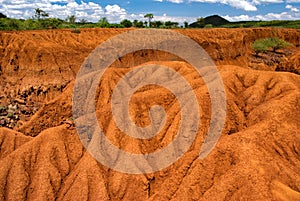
0;13;7;18
98;17;109;27
196;17;205;28
184;21;188;28
151;21;163;28
120;19;132;28
34;8;41;19
41;18;64;29
252;39;268;55
79;19;88;24
144;13;154;27
133;20;144;28
133;20;138;27
164;21;179;28
41;11;49;19
252;37;292;55
67;15;76;24
267;37;292;52
34;8;49;20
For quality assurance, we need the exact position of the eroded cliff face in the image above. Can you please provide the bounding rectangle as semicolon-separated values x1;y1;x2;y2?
0;28;299;201
0;28;299;103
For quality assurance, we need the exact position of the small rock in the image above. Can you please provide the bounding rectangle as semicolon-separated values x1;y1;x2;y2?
0;119;6;126
65;119;74;128
8;104;13;110
15;98;25;105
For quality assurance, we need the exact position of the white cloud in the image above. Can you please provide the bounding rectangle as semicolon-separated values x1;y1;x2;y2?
167;0;184;3
105;4;127;21
0;0;128;22
0;0;300;24
286;4;299;12
165;0;290;11
252;0;283;4
190;0;257;11
223;10;300;21
153;13;196;23
286;0;300;2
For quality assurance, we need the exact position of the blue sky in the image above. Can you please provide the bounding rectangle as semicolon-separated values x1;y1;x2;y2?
0;0;299;23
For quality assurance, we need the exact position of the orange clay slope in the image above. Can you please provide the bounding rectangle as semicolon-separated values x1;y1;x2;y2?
0;28;299;201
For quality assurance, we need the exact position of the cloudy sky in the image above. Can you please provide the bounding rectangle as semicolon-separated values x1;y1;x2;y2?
0;0;299;23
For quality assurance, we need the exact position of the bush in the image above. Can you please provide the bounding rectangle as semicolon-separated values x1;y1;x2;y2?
252;39;269;54
252;37;292;54
120;19;132;28
71;28;81;34
204;24;213;28
266;37;292;52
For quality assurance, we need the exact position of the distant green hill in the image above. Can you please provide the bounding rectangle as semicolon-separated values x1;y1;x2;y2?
189;15;300;29
189;15;229;28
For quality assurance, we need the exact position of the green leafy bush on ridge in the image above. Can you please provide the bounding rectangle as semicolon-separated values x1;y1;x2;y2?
252;37;292;54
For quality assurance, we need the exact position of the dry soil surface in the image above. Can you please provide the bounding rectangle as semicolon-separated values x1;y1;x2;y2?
0;28;299;201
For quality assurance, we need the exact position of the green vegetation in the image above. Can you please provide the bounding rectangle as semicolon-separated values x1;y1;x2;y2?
184;21;189;28
252;37;292;55
221;20;300;29
66;15;76;24
0;9;300;31
252;39;269;54
97;17;109;28
144;13;154;27
120;19;133;28
204;24;213;28
71;28;81;34
34;8;49;20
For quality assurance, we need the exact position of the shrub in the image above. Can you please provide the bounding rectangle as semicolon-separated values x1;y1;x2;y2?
71;28;81;34
266;37;292;52
252;39;269;54
120;19;132;28
204;24;213;28
252;37;292;54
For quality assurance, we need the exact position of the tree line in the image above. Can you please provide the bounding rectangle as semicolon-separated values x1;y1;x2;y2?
0;8;189;31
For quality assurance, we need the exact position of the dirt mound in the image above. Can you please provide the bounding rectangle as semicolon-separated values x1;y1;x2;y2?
0;28;299;200
0;61;299;200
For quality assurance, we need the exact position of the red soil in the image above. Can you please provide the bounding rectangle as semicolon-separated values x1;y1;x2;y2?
0;28;299;200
